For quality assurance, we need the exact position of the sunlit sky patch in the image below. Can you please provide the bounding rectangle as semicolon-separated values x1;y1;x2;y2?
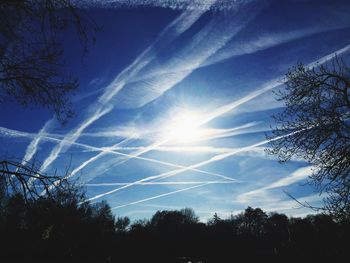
1;0;350;221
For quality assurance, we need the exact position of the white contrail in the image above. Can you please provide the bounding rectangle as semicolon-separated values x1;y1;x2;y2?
0;126;233;181
1;125;142;141
74;0;250;11
69;137;132;178
204;25;350;67
40;0;256;177
39;105;113;173
111;182;215;210
20;119;53;166
92;121;262;170
98;7;214;105
308;44;350;68
126;18;350;84
113;1;267;109
43;138;133;194
86;180;237;186
86;127;305;203
0;126;37;139
102;116;321;207
1;124;268;156
106;145;266;154
97;121;262;173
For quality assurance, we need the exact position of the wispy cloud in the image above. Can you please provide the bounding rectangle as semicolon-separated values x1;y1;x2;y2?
85;129;302;203
0;126;233;182
237;166;313;203
205;25;350;67
74;0;253;11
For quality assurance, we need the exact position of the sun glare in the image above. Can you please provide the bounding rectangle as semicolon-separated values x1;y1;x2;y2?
163;110;204;144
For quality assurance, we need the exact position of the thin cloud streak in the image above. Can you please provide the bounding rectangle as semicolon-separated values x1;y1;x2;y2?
87;180;237;186
86;129;302;203
112;78;281;168
0;126;232;181
69;137;132;178
20;119;53;166
237;166;314;203
75;0;252;11
44;138;134;194
39;105;113;173
112;182;214;210
113;1;266;109
127;27;350;100
204;25;350;67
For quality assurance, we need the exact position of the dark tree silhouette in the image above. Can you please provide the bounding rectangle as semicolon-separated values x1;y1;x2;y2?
236;206;268;236
0;0;98;124
207;212;222;226
115;216;130;232
1;204;349;262
267;57;350;220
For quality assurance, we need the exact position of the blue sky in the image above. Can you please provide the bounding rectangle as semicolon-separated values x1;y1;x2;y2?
1;0;350;221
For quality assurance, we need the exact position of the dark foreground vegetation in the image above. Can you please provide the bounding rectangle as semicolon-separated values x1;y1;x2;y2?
1;191;349;263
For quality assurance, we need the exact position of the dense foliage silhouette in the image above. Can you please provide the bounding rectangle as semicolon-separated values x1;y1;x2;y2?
1;189;349;262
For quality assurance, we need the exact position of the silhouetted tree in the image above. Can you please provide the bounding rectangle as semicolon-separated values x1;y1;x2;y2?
115;216;130;232
0;159;72;202
0;0;98;123
207;212;221;226
1;204;350;262
236;207;268;236
265;212;289;256
268;57;350;220
0;181;117;262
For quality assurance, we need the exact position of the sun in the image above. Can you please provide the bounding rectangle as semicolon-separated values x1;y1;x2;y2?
162;110;204;144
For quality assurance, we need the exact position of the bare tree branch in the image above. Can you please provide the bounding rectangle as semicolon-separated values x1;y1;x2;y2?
0;0;100;124
267;57;350;220
0;159;73;202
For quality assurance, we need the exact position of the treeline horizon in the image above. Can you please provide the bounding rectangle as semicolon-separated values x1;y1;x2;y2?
1;190;349;263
